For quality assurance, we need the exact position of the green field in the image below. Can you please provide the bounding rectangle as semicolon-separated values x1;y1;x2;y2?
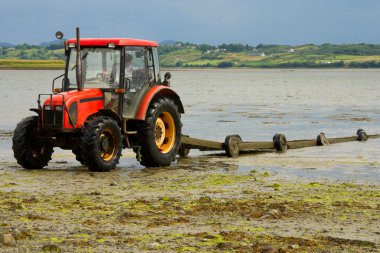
158;43;380;68
1;43;380;69
0;59;64;69
159;48;380;68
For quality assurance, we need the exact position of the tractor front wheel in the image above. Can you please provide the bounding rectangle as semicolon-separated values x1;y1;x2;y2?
80;116;122;172
137;97;182;167
12;116;53;169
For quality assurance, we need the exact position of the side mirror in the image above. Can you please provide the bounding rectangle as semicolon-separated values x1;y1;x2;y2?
162;72;171;86
164;72;171;81
55;31;64;40
55;31;69;56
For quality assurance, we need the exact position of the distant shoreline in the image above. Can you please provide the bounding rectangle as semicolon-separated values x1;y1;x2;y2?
1;59;380;70
0;67;64;70
0;59;64;70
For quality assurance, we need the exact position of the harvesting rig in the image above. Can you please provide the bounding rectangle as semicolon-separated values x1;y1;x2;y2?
12;28;183;171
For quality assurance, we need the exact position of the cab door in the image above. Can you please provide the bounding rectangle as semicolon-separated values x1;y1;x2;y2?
123;46;156;119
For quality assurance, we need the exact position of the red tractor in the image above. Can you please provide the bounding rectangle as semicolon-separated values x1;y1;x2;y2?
12;28;184;171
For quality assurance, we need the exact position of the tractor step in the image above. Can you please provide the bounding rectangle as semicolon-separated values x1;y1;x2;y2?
179;129;380;158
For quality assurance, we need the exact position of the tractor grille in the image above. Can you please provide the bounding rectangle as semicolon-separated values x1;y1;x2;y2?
43;108;63;127
38;93;65;130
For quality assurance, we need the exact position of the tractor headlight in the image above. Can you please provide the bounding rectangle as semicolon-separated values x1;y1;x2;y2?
45;105;52;110
55;105;63;111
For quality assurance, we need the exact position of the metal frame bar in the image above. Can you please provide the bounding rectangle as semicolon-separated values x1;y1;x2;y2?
180;132;380;156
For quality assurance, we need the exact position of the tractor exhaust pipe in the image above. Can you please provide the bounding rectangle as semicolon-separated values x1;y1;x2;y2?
76;27;82;91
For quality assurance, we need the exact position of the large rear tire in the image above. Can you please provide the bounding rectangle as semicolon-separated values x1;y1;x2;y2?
137;97;182;167
12;116;53;169
80;116;122;172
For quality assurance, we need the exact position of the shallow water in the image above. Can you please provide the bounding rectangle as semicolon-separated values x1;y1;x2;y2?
174;69;380;140
0;69;379;182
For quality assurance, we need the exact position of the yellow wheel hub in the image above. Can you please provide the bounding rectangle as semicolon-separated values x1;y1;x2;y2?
154;112;176;153
99;129;116;161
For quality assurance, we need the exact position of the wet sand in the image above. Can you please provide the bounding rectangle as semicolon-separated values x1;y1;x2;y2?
1;135;379;252
0;69;379;252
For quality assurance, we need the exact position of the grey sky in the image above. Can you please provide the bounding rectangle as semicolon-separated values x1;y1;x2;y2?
1;0;380;45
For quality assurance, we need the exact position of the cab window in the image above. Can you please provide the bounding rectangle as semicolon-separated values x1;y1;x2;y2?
123;47;153;118
67;47;121;89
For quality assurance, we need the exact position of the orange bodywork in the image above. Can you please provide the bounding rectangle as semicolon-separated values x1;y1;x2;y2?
135;85;184;120
43;89;104;129
41;86;183;131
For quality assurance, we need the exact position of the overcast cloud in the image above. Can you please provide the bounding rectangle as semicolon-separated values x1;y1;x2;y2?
1;0;380;45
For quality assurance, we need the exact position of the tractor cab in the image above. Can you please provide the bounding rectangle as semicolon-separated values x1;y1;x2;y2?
62;39;163;119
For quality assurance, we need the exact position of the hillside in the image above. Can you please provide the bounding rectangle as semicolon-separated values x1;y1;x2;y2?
0;43;65;69
1;42;380;69
158;43;380;68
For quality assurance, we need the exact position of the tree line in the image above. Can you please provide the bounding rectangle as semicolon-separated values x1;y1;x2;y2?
2;41;380;68
159;42;380;56
0;43;65;60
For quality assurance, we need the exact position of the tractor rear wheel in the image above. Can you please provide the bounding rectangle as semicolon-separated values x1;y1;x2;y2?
12;116;53;169
80;116;122;172
137;97;182;167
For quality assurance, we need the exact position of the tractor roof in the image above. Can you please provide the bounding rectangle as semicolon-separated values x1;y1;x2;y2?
66;38;158;47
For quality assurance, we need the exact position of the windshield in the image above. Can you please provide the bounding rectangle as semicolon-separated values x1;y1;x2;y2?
67;47;121;89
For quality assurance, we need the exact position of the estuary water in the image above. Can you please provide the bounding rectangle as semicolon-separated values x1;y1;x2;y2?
0;69;379;182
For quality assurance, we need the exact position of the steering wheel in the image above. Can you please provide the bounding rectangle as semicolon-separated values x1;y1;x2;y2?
96;72;111;83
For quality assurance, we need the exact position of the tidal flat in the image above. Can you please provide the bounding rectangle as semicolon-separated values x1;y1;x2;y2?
0;151;379;252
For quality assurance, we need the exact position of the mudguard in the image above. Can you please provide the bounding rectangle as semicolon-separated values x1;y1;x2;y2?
135;85;184;120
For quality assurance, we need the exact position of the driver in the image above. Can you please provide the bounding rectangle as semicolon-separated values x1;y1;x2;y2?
125;53;134;79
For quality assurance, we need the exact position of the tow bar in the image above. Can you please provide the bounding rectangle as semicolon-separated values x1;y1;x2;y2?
179;129;379;157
